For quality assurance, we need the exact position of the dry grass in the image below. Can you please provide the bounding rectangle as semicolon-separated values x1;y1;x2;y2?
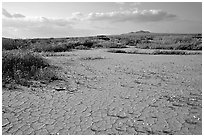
2;50;59;87
107;49;201;55
80;56;105;60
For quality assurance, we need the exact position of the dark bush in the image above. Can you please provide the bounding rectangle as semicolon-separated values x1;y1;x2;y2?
33;67;59;82
174;42;202;50
2;50;58;86
31;43;73;52
83;41;94;48
152;50;187;55
152;50;201;55
80;56;105;60
97;35;110;40
92;43;104;48
2;38;28;50
99;42;127;48
51;43;68;52
136;41;202;50
107;49;127;53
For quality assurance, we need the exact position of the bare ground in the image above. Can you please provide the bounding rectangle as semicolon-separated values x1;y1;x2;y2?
2;49;202;135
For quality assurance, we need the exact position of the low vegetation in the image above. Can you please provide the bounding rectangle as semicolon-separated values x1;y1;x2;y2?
2;32;202;52
111;33;202;50
107;49;201;55
2;38;29;50
135;40;202;50
97;41;127;48
152;50;201;55
31;42;74;52
2;32;202;87
40;52;68;57
80;56;105;60
107;49;127;53
2;50;59;87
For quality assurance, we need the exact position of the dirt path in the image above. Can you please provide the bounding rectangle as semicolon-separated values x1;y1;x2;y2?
2;49;202;135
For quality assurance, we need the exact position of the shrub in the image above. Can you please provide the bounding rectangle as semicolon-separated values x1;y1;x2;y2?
80;56;105;60
2;38;28;50
136;41;202;50
75;45;90;50
174;42;202;50
2;50;58;86
31;43;50;52
33;67;59;82
97;35;110;41
152;50;201;55
92;43;104;48
51;43;68;52
152;50;187;55
82;41;94;48
107;49;127;53
100;42;127;48
31;43;73;52
107;49;201;55
40;52;66;57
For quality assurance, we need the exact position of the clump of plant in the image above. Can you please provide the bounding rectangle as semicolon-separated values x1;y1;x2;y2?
80;56;105;60
75;45;90;50
82;40;95;48
152;50;201;55
2;50;59;87
31;42;74;52
2;38;29;50
107;49;201;55
135;35;202;50
99;41;127;48
107;49;127;53
40;52;67;57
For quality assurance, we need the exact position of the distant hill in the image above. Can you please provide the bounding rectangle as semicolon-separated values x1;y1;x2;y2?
135;30;150;33
125;30;151;34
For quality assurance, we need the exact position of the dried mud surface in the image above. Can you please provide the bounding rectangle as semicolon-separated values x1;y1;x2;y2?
2;49;202;135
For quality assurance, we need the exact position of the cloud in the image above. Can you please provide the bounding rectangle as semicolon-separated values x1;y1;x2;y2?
3;16;74;29
2;8;178;38
3;8;25;18
12;13;26;18
2;8;12;17
3;16;92;38
115;2;141;5
87;9;177;23
68;12;85;21
115;2;126;5
2;9;92;38
2;8;77;27
71;12;84;18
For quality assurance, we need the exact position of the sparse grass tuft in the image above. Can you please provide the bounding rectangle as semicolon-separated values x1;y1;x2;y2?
75;45;90;50
80;56;105;60
40;52;66;57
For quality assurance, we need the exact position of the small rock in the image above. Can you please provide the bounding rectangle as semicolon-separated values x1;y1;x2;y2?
185;118;199;124
172;103;184;107
55;87;66;91
117;111;128;118
2;118;9;126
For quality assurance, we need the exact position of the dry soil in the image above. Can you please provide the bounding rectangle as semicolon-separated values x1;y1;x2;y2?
2;49;202;135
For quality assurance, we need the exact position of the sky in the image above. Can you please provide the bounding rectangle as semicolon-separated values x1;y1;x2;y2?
2;2;202;38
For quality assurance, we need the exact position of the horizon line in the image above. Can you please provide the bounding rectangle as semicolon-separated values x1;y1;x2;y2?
2;31;202;39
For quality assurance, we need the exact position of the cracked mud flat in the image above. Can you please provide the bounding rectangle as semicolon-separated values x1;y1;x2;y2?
2;49;202;135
